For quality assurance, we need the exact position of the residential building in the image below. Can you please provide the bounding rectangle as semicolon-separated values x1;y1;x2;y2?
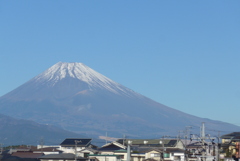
58;138;93;154
221;132;240;160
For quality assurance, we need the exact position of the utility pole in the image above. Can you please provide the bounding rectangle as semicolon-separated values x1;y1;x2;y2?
75;140;82;161
127;140;132;161
215;138;220;161
123;134;126;146
0;143;2;154
185;126;192;140
40;137;44;154
201;122;206;161
184;126;191;161
0;143;3;161
159;136;165;161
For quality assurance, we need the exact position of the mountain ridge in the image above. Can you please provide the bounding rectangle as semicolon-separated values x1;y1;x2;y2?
0;113;83;146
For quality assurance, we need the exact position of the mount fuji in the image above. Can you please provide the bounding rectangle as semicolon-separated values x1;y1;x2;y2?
0;62;239;138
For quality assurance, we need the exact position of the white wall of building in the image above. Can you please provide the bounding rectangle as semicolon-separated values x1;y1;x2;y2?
58;146;85;154
89;155;120;161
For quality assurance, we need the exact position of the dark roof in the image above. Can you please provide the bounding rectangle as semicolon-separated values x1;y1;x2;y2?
166;140;177;147
187;141;205;148
60;138;92;147
221;132;240;140
142;148;163;153
11;152;43;158
99;144;124;151
1;156;24;161
88;144;98;149
39;153;86;160
165;148;185;153
1;156;39;161
89;154;120;157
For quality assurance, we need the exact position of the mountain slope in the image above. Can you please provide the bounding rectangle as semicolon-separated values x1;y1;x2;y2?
0;62;239;137
0;113;82;146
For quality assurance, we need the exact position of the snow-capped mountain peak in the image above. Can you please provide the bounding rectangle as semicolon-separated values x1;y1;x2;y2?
32;62;132;95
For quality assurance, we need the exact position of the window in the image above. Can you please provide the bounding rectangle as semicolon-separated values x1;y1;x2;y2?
163;153;170;158
150;153;160;157
174;156;181;161
224;139;231;143
84;153;90;158
154;153;160;157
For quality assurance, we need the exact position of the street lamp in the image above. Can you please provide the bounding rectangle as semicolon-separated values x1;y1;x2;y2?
159;139;165;161
210;137;220;161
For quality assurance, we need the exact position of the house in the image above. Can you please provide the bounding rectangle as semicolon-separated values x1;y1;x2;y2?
165;148;185;161
8;146;44;160
32;147;62;155
8;146;33;154
78;147;99;158
221;132;240;160
143;148;185;161
115;139;185;150
99;141;127;154
8;145;62;157
58;138;93;154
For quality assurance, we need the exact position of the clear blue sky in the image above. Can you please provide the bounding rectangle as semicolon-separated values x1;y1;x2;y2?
1;1;240;126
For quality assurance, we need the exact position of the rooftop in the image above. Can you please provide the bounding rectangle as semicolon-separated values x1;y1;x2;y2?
60;138;92;147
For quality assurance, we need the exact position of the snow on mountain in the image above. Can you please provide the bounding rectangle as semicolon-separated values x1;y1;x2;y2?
1;62;142;100
32;62;137;96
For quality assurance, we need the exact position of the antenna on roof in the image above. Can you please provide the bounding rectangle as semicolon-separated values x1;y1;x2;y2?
123;134;126;146
0;143;3;155
40;137;44;153
106;132;108;144
218;131;221;138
